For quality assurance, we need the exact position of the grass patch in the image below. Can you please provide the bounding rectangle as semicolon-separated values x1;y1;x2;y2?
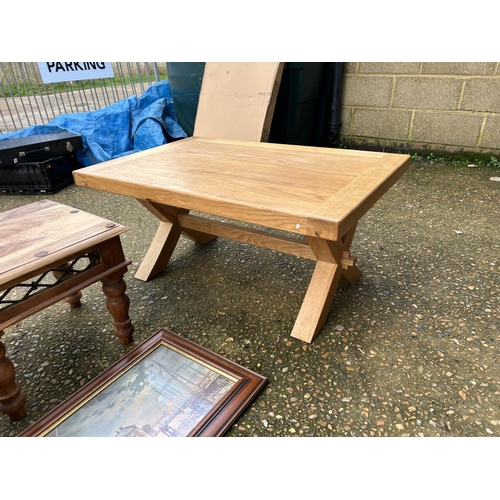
1;73;168;99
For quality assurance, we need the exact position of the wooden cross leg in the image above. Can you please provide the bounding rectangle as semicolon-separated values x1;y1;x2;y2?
132;198;362;344
290;225;362;343
134;200;217;282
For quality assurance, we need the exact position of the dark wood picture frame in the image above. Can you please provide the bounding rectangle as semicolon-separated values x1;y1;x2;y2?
20;328;268;437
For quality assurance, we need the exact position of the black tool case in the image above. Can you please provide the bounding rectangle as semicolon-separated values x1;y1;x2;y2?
0;131;83;166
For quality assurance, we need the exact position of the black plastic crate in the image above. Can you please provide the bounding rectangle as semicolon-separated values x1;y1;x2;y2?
0;154;82;195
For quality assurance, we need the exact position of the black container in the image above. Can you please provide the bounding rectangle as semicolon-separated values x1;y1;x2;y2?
268;62;327;146
0;131;83;166
0;154;82;194
166;62;206;136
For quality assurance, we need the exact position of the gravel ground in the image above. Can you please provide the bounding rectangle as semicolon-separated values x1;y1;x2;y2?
0;158;499;438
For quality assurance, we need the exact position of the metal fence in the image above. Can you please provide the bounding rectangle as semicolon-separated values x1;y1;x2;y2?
0;62;166;135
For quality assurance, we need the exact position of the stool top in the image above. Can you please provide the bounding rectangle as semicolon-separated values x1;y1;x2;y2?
0;200;128;288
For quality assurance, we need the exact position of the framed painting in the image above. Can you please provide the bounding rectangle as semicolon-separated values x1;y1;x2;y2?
20;328;268;437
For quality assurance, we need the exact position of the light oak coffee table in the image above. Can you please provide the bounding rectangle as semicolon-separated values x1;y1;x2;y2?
74;137;410;344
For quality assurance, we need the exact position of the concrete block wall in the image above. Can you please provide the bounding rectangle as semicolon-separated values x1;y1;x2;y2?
339;62;500;156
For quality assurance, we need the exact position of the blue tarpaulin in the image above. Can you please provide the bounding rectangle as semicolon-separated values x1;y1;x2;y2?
0;79;187;166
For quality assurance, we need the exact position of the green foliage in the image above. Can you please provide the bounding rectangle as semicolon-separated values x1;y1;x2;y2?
488;156;500;169
409;151;500;169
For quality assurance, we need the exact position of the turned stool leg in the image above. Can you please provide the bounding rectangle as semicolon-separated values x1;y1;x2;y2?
98;237;134;345
101;274;134;345
52;263;83;309
0;330;27;421
62;289;83;310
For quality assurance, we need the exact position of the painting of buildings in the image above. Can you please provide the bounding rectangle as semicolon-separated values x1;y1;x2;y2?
46;344;237;437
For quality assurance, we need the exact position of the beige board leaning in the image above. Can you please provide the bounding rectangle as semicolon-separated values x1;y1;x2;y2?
193;62;284;142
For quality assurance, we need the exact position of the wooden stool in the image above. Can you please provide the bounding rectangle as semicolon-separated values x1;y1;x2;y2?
0;200;134;421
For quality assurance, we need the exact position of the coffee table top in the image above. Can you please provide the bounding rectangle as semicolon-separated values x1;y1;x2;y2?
73;137;410;241
0;200;128;288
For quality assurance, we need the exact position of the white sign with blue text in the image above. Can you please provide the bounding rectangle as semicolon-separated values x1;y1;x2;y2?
37;62;114;84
